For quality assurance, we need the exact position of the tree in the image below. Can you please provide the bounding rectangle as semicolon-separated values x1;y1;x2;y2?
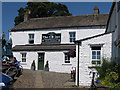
14;2;72;26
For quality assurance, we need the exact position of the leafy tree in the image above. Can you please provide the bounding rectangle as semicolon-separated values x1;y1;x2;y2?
14;2;72;26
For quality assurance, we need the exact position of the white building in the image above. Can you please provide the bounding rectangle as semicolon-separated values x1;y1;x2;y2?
9;7;109;74
75;32;112;86
106;1;120;63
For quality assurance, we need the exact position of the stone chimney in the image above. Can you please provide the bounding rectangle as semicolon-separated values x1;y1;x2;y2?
94;6;100;15
24;9;30;22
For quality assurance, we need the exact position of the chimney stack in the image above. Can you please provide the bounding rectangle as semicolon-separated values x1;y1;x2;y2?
94;6;100;15
24;9;30;22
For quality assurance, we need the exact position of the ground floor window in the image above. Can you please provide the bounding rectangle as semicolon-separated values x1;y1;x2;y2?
64;53;70;63
21;53;27;62
91;46;101;64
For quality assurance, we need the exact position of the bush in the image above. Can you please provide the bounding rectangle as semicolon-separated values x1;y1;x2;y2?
45;61;49;68
94;58;120;89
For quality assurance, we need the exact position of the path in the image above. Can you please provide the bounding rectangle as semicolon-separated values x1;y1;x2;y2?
12;69;71;88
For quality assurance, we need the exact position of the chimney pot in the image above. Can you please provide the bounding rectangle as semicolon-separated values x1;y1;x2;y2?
94;6;100;15
24;9;30;22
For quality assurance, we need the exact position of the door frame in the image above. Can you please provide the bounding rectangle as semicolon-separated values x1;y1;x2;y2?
37;52;45;70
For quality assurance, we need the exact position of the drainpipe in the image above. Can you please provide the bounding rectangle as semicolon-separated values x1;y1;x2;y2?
77;42;80;86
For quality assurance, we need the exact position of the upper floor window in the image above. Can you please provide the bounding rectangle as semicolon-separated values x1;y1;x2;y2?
29;34;34;44
117;1;120;12
69;32;76;43
64;52;70;63
91;46;101;64
21;53;27;62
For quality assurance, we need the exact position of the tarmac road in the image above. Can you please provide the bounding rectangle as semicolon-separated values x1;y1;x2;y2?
12;69;71;88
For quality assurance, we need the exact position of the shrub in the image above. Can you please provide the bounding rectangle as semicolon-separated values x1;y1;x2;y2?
45;61;49;68
94;58;120;89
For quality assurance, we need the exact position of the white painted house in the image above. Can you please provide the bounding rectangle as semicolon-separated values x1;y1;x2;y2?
75;32;112;86
106;1;120;63
74;2;120;86
9;6;109;74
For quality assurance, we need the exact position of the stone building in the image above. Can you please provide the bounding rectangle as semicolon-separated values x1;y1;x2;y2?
9;6;109;74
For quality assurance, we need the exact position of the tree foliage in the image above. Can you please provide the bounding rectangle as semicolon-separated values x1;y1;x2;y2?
14;2;72;26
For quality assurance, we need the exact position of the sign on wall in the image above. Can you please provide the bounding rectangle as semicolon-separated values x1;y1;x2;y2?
42;32;61;44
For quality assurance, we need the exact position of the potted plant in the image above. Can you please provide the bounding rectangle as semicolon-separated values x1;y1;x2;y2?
44;61;49;71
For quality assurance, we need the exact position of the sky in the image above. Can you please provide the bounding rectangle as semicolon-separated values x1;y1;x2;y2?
2;2;113;39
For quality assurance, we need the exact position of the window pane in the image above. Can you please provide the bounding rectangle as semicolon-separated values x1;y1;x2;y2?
92;61;96;64
73;38;75;42
92;51;96;55
97;51;100;55
69;33;72;37
69;32;76;42
29;34;34;39
29;40;34;44
32;35;34;38
73;32;75;37
70;38;72;42
22;59;26;62
97;55;100;59
92;56;96;59
22;53;26;57
64;53;70;63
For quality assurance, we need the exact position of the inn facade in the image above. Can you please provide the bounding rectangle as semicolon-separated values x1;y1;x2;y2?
10;7;109;75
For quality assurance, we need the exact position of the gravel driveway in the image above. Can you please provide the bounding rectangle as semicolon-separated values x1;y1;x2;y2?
12;69;71;88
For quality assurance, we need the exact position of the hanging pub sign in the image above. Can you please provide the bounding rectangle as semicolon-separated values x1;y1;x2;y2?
67;49;76;58
42;32;61;44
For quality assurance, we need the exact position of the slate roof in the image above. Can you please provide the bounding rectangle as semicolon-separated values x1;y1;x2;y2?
10;14;109;31
75;32;111;43
105;2;116;33
12;44;76;51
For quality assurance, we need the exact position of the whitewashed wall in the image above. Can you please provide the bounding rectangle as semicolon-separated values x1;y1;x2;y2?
76;33;112;86
11;26;106;73
10;26;105;47
13;50;76;73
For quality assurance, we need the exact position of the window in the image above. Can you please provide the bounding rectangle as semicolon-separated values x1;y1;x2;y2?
29;34;34;44
64;53;70;63
91;46;101;64
69;32;76;42
117;1;120;12
21;53;26;62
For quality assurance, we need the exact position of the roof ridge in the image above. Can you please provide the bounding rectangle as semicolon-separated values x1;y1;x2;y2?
30;13;109;20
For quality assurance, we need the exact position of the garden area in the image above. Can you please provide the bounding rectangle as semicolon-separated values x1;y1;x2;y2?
94;58;120;89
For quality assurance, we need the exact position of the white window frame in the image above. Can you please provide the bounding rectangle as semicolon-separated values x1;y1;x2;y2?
64;52;70;63
21;53;27;62
69;32;76;43
29;34;34;44
91;47;101;65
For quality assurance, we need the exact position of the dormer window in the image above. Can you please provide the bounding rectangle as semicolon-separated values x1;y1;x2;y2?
29;34;34;44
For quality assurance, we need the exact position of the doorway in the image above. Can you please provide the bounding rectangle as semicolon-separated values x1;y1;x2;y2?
38;53;44;70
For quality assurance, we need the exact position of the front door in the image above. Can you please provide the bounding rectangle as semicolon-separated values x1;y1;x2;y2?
38;53;44;70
